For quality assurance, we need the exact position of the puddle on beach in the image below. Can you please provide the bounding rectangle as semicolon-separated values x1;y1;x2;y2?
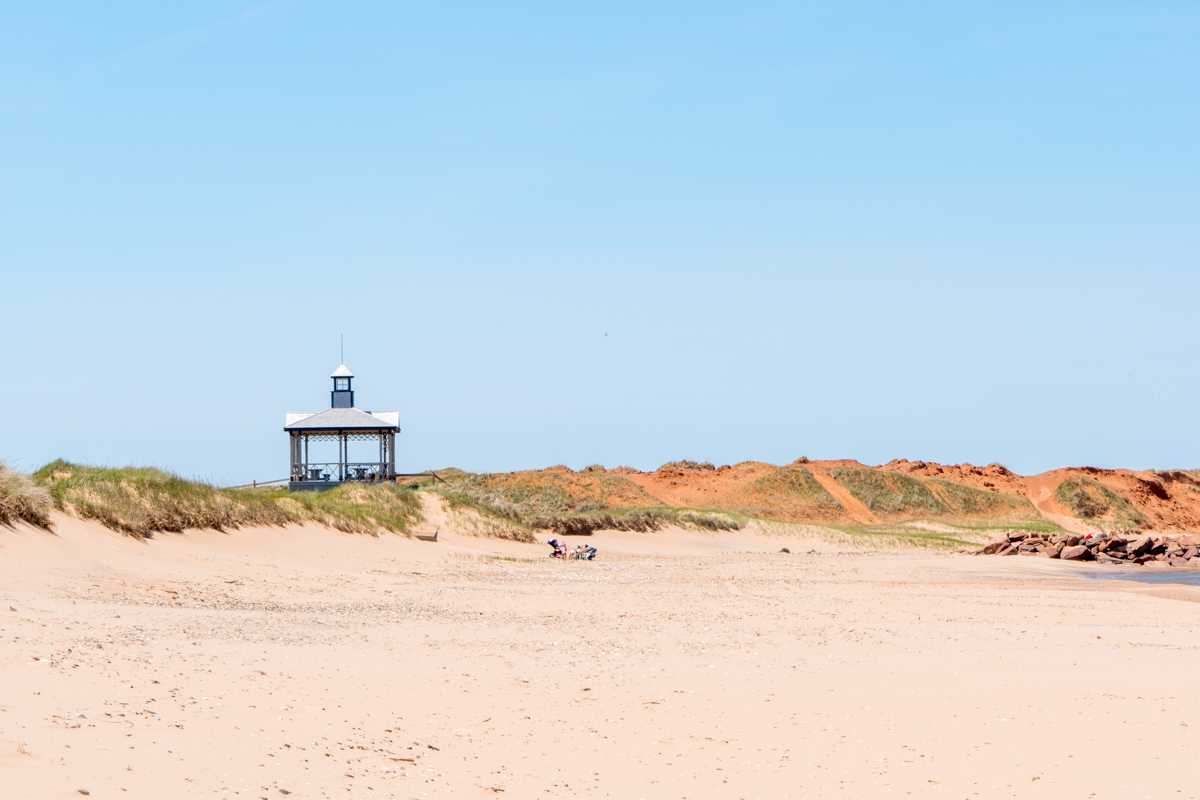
1085;569;1200;586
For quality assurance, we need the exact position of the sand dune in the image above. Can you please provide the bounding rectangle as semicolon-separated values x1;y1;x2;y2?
435;459;1200;535
4;514;1200;798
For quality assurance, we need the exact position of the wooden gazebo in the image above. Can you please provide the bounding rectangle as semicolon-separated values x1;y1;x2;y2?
285;365;399;491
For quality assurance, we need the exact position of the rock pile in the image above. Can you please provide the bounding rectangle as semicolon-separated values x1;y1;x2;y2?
973;531;1200;567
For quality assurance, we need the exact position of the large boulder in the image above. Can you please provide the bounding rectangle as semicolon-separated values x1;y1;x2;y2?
1128;536;1155;556
1061;545;1092;561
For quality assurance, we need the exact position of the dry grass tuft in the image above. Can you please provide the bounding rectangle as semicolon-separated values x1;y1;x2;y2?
0;461;53;528
658;460;715;471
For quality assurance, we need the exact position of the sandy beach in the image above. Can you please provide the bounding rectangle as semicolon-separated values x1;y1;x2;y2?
3;516;1199;799
7;2;1196;797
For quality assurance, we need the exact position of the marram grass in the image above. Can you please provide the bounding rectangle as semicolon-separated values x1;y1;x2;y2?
32;460;422;539
0;460;54;528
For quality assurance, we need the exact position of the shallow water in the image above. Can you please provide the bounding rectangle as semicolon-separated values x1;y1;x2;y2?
1086;569;1200;586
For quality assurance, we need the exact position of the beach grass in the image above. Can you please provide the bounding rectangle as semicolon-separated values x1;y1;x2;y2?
818;517;1066;550
1054;476;1148;529
737;465;845;518
525;507;743;536
435;478;744;536
658;460;716;471
948;518;1068;535
747;518;979;551
264;482;423;536
430;469;662;519
830;466;946;516
829;526;975;550
0;461;54;528
32;460;422;539
830;465;1042;524
925;478;1034;517
429;467;745;536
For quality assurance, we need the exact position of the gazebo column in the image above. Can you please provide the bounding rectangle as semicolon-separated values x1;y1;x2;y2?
289;432;300;481
340;432;348;481
387;431;396;479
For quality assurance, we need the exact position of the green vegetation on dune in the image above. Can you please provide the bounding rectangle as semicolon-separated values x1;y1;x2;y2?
9;457;1099;545
830;526;975;550
658;460;715;471
433;469;663;517
268;483;423;536
736;465;845;519
1054;477;1148;529
0;461;53;528
33;460;422;539
951;518;1068;535
831;466;1042;523
528;507;742;536
831;517;1065;551
752;465;832;502
925;479;1035;517
434;463;1050;538
35;461;287;536
831;467;943;516
430;470;741;535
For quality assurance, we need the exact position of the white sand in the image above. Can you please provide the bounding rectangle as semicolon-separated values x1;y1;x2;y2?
2;514;1199;798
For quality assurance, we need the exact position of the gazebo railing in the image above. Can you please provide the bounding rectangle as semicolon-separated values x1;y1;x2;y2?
292;462;392;482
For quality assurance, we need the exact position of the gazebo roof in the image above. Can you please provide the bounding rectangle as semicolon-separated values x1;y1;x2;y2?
330;364;354;378
284;407;399;432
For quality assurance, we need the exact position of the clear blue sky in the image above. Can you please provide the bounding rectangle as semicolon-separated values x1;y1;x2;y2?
3;1;1198;484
